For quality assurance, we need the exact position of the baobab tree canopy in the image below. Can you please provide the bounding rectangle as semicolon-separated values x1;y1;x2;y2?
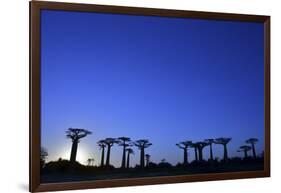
239;145;252;151
246;138;258;144
176;141;192;149
215;138;231;145
134;139;152;149
66;128;92;142
104;138;118;145
205;139;214;144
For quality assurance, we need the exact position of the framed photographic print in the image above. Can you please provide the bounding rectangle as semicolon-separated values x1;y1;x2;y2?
30;1;270;192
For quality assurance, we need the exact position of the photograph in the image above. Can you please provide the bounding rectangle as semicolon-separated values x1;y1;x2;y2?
39;7;266;184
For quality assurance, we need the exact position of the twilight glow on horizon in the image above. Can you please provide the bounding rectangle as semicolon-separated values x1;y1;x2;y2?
40;9;265;167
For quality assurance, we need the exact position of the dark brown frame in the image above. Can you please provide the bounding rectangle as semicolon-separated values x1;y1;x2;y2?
30;1;270;192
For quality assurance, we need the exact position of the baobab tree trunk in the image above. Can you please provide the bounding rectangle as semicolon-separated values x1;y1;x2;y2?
209;143;213;160
223;144;228;161
100;147;105;167
140;148;145;168
194;148;198;161
121;145;126;169
244;150;248;158
146;157;150;167
198;148;203;162
251;143;256;159
106;146;111;166
126;153;130;168
184;148;188;165
70;140;78;163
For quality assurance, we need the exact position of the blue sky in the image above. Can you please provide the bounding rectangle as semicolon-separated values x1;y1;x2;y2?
41;9;264;167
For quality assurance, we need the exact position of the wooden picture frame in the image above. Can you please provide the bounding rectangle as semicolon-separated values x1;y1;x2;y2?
30;1;270;192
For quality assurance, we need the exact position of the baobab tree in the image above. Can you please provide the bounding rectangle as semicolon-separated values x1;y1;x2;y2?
104;138;118;167
204;139;215;161
215;138;231;161
66;128;92;163
176;140;192;165
246;138;258;159
126;148;134;168
134;139;152;168
190;143;199;162
195;142;208;162
145;154;151;167
87;158;95;166
97;140;106;167
117;137;131;169
238;145;252;159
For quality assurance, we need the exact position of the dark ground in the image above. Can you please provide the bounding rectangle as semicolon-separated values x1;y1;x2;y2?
41;159;264;183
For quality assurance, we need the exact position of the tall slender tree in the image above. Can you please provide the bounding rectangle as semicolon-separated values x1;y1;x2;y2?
87;158;95;166
176;140;192;165
204;139;214;161
195;142;208;162
117;137;131;169
97;139;106;167
214;138;231;161
134;139;152;168
104;138;118;167
66;128;92;163
238;145;252;159
190;143;199;162
145;154;151;167
245;138;258;159
126;148;134;168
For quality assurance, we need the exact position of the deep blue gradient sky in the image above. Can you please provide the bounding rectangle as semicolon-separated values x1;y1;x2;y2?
41;9;264;166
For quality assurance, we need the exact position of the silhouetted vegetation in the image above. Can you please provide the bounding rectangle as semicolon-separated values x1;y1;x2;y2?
133;139;152;168
145;154;151;167
238;145;252;159
41;129;264;183
40;147;48;169
87;158;94;166
176;141;192;165
196;142;208;162
126;148;134;168
246;138;258;159
204;139;214;161
66;128;91;163
214;138;231;161
103;138;118;167
117;137;131;169
97;140;106;167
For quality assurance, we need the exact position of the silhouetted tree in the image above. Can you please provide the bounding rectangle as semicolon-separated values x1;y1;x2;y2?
176;141;192;165
204;139;215;161
238;145;252;159
246;138;258;159
215;138;231;161
97;140;106;167
87;158;94;166
145;154;151;167
117;137;131;169
104;138;118;167
161;158;166;163
134;139;152;168
126;148;134;168
66;128;92;163
158;158;172;168
190;143;199;162
195;142;208;162
40;147;48;168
